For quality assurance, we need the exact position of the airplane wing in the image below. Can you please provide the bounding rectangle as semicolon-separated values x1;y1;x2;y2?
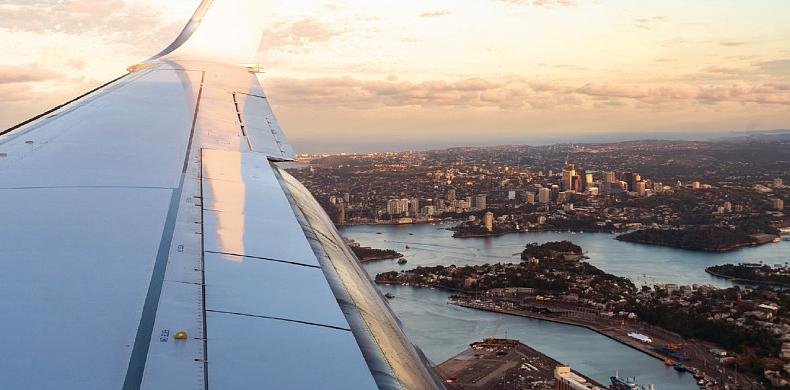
0;1;444;389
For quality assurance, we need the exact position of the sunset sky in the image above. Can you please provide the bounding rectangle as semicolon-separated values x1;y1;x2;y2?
1;0;789;152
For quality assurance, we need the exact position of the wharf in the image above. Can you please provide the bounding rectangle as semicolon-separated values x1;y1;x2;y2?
435;338;605;390
451;298;746;388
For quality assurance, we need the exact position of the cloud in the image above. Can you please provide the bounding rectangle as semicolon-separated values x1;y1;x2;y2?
259;18;345;52
420;10;451;18
753;59;790;76
0;1;170;40
719;41;746;47
0;83;34;102
632;16;665;30
262;76;790;111
703;65;747;75
0;64;60;84
576;82;790;106
497;0;577;7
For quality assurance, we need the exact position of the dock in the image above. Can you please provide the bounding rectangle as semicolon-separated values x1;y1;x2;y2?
435;338;605;389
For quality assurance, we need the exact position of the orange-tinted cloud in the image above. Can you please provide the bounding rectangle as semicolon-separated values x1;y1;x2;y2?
259;18;345;52
0;64;61;84
263;76;790;110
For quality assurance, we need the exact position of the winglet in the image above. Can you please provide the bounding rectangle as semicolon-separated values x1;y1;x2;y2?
130;0;270;71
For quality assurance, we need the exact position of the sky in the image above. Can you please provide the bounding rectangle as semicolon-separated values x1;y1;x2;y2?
1;0;789;153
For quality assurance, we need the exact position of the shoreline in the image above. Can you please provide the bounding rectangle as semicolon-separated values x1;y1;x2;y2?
450;300;669;361
448;299;747;387
704;268;789;288
615;236;762;253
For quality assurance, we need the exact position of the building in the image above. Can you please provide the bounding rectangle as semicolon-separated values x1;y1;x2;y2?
507;190;516;200
772;198;784;210
447;189;456;201
386;198;410;216
585;173;594;187
774;178;783;188
723;201;732;212
421;205;436;216
483;211;494;232
526;191;536;204
636;181;647;197
539;187;551;204
692;181;701;190
561;164;576;191
554;366;604;390
409;197;420;216
475;194;487;210
557;191;572;204
336;202;346;225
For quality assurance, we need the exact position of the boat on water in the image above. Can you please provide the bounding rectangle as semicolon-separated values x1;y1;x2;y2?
384;292;395;299
664;359;674;366
610;374;648;390
398;258;408;265
673;363;687;372
405;245;411;249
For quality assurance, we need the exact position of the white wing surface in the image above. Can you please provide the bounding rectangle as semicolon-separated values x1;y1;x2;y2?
0;1;443;389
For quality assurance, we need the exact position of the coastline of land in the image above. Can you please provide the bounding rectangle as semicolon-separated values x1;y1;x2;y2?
616;227;780;252
705;263;790;287
436;337;606;389
446;297;735;388
373;240;787;387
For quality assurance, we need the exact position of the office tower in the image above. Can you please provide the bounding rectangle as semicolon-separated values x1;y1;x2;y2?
572;175;582;192
337;203;346;225
526;191;536;205
476;194;487;210
538;187;551;204
409;197;419;216
636;181;647;197
561;164;576;191
484;211;494;232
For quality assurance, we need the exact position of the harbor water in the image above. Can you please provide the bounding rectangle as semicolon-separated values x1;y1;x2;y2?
341;222;790;389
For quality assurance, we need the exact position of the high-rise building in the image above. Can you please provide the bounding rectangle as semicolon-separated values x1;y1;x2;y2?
624;172;641;192
526;192;536;205
603;171;616;184
585;173;594;186
538;188;551;204
476;194;487;210
386;198;410;215
483;211;494;232
571;175;582;192
561;164;576;191
772;198;784;210
409;197;420;216
636;181;647;197
508;190;516;200
603;171;616;194
336;203;346;225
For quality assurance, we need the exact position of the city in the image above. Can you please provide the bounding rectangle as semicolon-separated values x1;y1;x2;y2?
287;139;789;389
